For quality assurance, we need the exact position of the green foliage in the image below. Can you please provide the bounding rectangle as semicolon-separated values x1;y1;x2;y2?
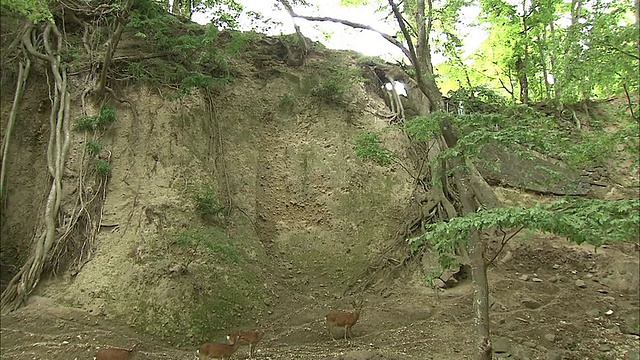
97;104;116;127
410;104;612;168
206;242;240;263
0;0;52;22
94;160;111;177
354;132;396;166
355;55;385;66
279;93;295;109
464;0;637;104
179;72;218;94
203;0;243;29
561;132;613;167
339;0;369;5
615;120;640;171
175;229;240;263
448;86;508;112
75;105;117;131
311;67;358;105
224;30;258;54
409;198;640;269
84;140;102;156
75;116;97;131
404;113;446;141
125;8;234;91
192;186;227;219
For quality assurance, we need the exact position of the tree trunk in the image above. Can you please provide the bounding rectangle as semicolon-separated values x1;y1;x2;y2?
95;0;134;96
548;23;560;103
469;231;492;360
538;34;551;100
439;116;493;360
636;0;639;69
1;21;72;314
516;56;529;104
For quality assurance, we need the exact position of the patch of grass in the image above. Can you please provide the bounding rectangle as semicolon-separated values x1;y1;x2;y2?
123;229;264;346
192;186;227;219
355;54;384;66
94;160;110;177
171;227;241;265
84;140;101;156
311;67;358;105
74;105;117;131
207;242;240;264
75;116;96;131
97;104;116;127
224;30;258;55
279;92;295;109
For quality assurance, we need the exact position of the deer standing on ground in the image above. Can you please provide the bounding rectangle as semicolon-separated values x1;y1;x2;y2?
95;343;139;360
197;332;241;359
325;299;364;341
229;329;265;358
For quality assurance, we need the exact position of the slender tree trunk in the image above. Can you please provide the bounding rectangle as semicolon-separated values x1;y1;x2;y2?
516;56;529;104
636;0;639;70
469;231;492;360
538;33;551;100
440;117;493;360
277;0;308;54
171;0;181;15
548;23;560;103
95;0;134;96
557;0;583;103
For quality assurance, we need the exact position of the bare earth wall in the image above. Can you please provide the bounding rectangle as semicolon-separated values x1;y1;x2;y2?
1;52;414;346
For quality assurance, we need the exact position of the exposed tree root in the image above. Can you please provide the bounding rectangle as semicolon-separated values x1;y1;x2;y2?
0;56;30;204
1;21;72;313
2;0;137;312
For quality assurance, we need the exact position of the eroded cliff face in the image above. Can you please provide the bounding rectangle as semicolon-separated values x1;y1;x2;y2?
1;41;414;343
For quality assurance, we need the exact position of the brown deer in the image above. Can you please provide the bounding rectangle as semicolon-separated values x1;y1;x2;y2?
229;329;265;358
197;332;241;359
325;299;364;341
95;343;140;360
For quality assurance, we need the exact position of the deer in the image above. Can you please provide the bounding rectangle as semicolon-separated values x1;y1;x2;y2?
197;332;241;359
325;299;364;341
228;329;265;358
94;343;140;360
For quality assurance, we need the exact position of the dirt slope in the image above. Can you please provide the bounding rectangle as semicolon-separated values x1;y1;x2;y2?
1;236;639;360
1;23;638;360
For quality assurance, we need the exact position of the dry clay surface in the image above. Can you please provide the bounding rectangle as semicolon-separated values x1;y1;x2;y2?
1;237;639;360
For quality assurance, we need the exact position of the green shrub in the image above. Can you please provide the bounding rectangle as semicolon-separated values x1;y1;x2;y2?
311;67;358;105
354;132;396;165
279;93;295;109
85;140;101;156
97;104;116;127
75;105;117;131
193;187;226;218
224;30;258;55
75;116;96;131
94;160;110;177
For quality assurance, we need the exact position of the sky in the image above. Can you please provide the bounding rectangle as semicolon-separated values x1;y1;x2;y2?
192;0;488;65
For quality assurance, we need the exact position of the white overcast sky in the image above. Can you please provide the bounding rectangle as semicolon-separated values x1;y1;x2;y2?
192;0;488;64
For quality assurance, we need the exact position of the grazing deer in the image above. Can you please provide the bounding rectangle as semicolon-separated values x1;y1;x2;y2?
95;343;139;360
229;329;265;358
197;332;241;359
325;299;364;341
